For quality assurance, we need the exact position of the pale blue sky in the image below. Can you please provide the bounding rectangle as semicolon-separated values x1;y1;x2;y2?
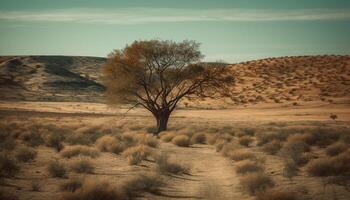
0;0;349;62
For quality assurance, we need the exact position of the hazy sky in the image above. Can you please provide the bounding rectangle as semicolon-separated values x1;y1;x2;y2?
0;0;349;62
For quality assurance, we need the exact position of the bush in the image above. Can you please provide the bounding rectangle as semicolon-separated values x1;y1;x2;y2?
0;153;19;177
122;145;153;165
235;160;263;174
282;158;298;179
257;188;298;200
171;135;190;147
160;132;176;142
240;128;256;137
95;135;125;154
134;133;159;148
47;160;67;178
229;149;256;161
306;150;350;177
239;172;275;195
15;146;37;162
61;145;100;159
60;179;83;192
308;128;340;147
326;142;348;156
146;126;157;134
70;158;94;174
281;141;310;166
256;132;281;146
121;173;163;197
190;133;206;144
20;131;44;147
262;140;282;155
62;179;124;200
45;132;65;151
155;153;188;174
0;137;16;151
238;136;253;147
31;181;40;191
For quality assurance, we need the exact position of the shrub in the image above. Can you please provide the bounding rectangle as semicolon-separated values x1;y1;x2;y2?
31;181;40;191
0;153;19;177
60;145;100;159
262;140;282;155
238;136;253;147
229;149;256;161
0;189;19;200
160;132;176;142
326;142;348;156
171;135;190;147
122;145;153;165
239;172;275;195
281;141;310;166
134;133;159;148
20;131;44;147
256;132;281;146
306;150;350;177
308;128;340;147
60;179;83;192
155;153;188;174
70;158;94;174
282;158;298;179
240;128;256;136
146;126;157;134
95;135;125;154
45;132;65;151
15;146;37;162
190;133;206;144
257;188;298;200
47;160;66;178
0;137;16;151
235;160;263;174
62;179;124;200
121;173;163;197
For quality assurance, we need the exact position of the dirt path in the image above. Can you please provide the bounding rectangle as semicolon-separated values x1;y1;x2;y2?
150;143;253;200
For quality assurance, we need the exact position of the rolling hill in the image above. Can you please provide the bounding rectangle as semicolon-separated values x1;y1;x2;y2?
0;55;349;106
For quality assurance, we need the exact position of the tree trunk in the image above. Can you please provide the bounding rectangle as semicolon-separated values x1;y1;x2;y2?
155;111;170;134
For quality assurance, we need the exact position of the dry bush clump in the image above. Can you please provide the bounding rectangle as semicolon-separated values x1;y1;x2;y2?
47;160;67;178
307;128;340;147
133;133;159;148
95;135;125;154
238;136;254;147
190;132;207;144
206;133;218;145
306;150;350;177
44;132;65;152
159;131;176;142
239;172;275;195
67;126;106;145
257;188;298;200
155;153;188;174
282;140;310;166
0;189;19;200
229;149;256;161
19;131;44;147
62;179;124;200
0;137;16;151
262;140;282;155
15;146;37;162
326;142;348;156
235;160;263;174
237;128;256;137
171;135;190;147
121;173;164;198
0;153;19;178
122;145;153;165
256;132;282;146
60;145;100;159
60;179;83;192
70;157;94;174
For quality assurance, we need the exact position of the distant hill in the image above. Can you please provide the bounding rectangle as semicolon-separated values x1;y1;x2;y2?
0;56;105;102
0;55;349;106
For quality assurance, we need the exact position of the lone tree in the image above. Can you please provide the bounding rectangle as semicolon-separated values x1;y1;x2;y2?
102;40;234;134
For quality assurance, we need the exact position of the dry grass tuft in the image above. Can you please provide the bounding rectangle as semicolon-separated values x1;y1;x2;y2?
238;136;254;147
229;149;256;161
95;135;125;154
61;145;100;159
326;142;348;156
155;153;188;174
44;132;65;152
159;131;176;142
122;145;153;165
262;140;282;155
239;172;275;195
15;146;37;162
171;135;190;147
257;188;298;200
70;157;94;174
19;131;44;147
62;179;124;200
306;150;350;177
190;133;207;144
47;160;67;178
60;179;83;192
235;160;263;174
0;153;19;178
121;173;163;197
133;133;159;148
